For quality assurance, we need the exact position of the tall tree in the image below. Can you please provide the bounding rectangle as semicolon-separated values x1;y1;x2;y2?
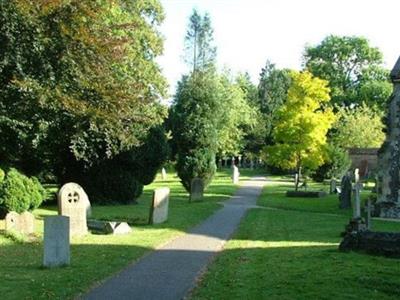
264;71;335;190
184;9;216;72
304;35;391;108
0;1;167;178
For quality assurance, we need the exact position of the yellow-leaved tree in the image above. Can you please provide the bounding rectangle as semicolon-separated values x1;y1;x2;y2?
264;71;335;190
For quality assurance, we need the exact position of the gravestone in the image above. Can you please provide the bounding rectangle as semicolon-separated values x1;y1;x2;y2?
339;172;352;209
231;156;235;168
353;180;362;218
374;56;400;218
329;179;337;194
190;178;204;202
149;187;170;224
161;168;167;180
58;183;89;236
5;211;35;235
43;216;70;268
105;222;132;235
232;166;240;184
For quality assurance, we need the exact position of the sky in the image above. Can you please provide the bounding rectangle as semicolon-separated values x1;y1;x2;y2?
157;0;400;98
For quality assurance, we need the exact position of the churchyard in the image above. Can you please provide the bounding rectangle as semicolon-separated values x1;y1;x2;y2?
0;170;256;299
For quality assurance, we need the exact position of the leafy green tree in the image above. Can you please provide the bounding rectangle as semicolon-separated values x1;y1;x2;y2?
304;35;390;108
184;9;216;72
257;61;291;142
0;1;167;178
331;103;385;148
170;71;220;191
264;71;335;190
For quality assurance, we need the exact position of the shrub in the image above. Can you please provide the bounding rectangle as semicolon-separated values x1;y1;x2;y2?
0;168;45;213
311;146;351;182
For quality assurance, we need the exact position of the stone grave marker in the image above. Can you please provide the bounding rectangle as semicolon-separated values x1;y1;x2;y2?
43;215;70;268
329;179;337;194
149;187;170;224
105;222;132;235
339;172;352;209
5;211;35;235
190;178;204;202
232;166;240;184
161;168;167;180
353;180;362;219
58;183;89;236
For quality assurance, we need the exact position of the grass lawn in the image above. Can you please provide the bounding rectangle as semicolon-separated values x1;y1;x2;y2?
0;169;260;299
190;176;400;300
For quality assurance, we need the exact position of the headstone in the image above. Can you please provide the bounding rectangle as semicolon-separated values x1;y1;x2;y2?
354;168;360;184
43;216;70;268
294;173;299;189
231;156;235;168
353;182;361;218
190;178;204;202
5;211;35;235
329;179;337;194
58;183;89;236
374;56;400;218
339;172;352;209
161;168;167;180
149;187;170;224
238;156;242;168
105;222;132;235
232;166;240;184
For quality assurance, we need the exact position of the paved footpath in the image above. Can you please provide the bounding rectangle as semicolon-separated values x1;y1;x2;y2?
84;176;266;300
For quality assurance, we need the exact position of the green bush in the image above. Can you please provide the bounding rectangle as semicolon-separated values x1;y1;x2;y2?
311;146;351;182
0;168;45;213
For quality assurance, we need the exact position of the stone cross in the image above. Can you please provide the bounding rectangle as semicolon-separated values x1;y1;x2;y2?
190;178;204;202
161;168;167;180
149;187;170;224
58;183;89;236
43;216;70;268
353;181;362;219
232;165;240;184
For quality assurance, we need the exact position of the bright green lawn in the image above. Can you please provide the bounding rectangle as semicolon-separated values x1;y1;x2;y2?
0;169;259;299
191;177;400;300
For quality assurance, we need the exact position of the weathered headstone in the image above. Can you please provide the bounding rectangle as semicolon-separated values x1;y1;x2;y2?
105;222;132;235
374;56;400;218
161;168;167;180
43;216;70;268
5;211;35;235
353;181;362;218
329;179;337;194
190;178;204;202
58;183;89;236
149;187;170;224
294;173;299;189
339;172;352;209
232;166;240;184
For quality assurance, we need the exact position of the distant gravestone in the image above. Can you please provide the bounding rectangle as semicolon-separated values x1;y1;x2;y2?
161;168;167;180
5;211;35;235
105;222;132;235
149;187;170;224
58;183;89;236
232;166;240;184
329;179;337;194
43;216;70;268
190;178;204;202
339;173;352;209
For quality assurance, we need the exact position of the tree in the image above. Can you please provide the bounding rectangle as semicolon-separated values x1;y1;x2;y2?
304;35;390;108
331;103;385;148
184;9;216;72
215;71;257;156
264;71;335;190
257;61;291;142
0;1;167;179
170;71;220;191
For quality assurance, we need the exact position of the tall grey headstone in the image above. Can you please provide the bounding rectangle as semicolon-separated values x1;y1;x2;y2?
161;168;167;180
58;183;89;236
339;172;352;209
190;178;204;202
43;216;70;268
149;187;170;224
232;166;240;184
374;56;400;218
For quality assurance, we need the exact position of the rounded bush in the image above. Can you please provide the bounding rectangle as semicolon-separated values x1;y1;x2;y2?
0;168;45;213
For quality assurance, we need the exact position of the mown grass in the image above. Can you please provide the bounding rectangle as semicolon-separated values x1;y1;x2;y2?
0;169;259;299
191;176;400;300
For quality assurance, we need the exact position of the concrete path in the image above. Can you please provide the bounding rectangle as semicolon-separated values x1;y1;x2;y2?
84;176;266;300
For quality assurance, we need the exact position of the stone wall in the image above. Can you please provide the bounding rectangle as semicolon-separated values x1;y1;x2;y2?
347;148;379;177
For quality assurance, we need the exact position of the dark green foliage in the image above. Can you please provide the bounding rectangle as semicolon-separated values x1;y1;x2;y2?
170;71;220;192
0;168;45;213
311;146;351;182
76;126;169;204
